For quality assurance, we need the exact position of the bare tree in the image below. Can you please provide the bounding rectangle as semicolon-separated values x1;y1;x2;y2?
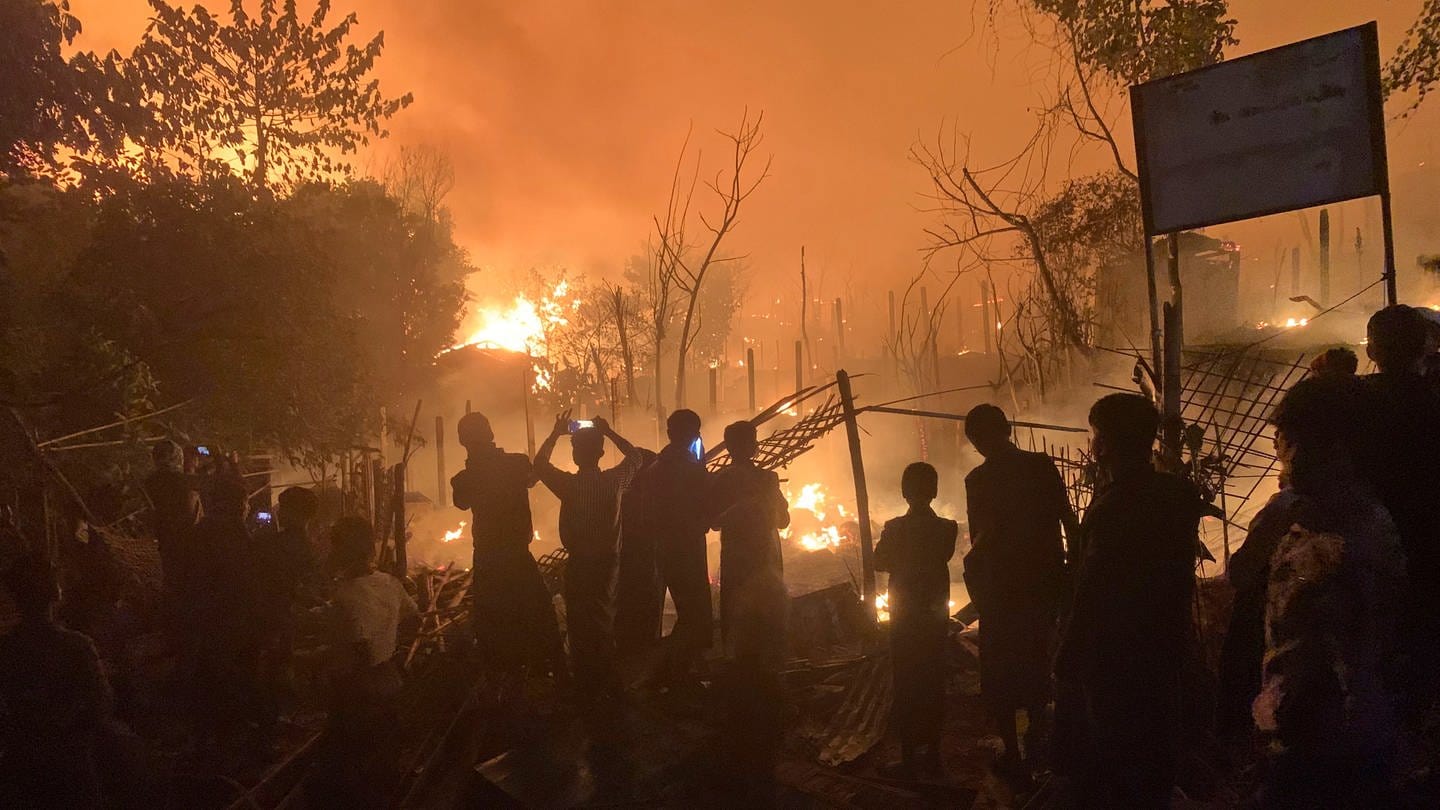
382;144;455;222
912;122;1092;356
653;111;771;408
605;283;640;404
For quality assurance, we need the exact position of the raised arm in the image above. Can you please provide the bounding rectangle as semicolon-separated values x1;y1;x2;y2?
534;410;571;469
533;411;572;498
593;416;638;457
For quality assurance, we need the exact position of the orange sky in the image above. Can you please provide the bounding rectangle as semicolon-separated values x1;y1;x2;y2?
71;1;1439;304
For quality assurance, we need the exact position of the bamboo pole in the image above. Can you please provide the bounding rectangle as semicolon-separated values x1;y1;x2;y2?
836;370;877;626
37;398;195;449
435;415;447;508
747;348;757;413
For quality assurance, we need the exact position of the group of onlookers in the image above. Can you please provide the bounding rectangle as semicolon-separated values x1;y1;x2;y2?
952;303;1440;807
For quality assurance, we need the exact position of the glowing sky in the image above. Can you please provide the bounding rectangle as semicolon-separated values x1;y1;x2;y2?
71;1;1437;300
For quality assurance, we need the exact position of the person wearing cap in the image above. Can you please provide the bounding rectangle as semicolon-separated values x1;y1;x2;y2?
451;411;565;683
533;411;649;706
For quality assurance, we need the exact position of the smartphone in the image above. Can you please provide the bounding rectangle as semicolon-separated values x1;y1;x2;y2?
689;436;705;462
195;445;211;456
569;419;595;433
254;510;274;525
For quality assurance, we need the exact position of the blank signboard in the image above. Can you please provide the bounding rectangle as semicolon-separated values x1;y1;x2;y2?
1131;23;1386;236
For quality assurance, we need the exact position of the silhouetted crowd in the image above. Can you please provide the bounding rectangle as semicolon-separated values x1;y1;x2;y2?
5;303;1440;807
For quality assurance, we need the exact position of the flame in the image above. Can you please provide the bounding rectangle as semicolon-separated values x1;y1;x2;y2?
790;482;828;519
445;280;576;391
873;590;956;623
442;521;467;543
783;482;848;552
799;525;842;552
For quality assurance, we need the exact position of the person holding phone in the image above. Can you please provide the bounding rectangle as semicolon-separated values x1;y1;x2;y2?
533;411;648;708
625;409;713;690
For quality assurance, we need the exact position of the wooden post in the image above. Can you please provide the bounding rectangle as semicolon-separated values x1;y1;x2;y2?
794;340;804;392
980;280;993;355
434;415;446;508
1319;208;1331;307
956;288;966;351
834;297;845;353
747;348;757;413
1290;247;1301;296
610;377;621;430
1162;233;1185;471
708;365;719;414
392;463;408;575
836;370;877;626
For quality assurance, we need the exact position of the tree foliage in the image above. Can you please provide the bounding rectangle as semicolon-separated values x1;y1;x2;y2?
0;0;143;178
1387;0;1440;113
1030;0;1236;87
133;0;412;188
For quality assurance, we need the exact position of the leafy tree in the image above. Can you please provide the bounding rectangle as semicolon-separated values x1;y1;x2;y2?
1387;0;1440;113
283;179;469;397
0;0;142;178
133;0;412;188
55;176;375;463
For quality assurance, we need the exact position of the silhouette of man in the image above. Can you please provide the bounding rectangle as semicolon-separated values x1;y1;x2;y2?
0;556;113;809
710;420;789;648
185;462;261;758
1358;304;1440;715
144;439;200;636
252;486;323;741
1055;393;1203;808
534;412;647;704
710;420;790;799
962;404;1078;773
875;462;958;779
627;409;713;688
450;412;564;682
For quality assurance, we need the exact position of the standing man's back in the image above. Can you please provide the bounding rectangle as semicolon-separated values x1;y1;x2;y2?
962;404;1076;773
1358;304;1440;716
451;412;563;681
875;462;958;779
1056;393;1202;809
628;409;713;688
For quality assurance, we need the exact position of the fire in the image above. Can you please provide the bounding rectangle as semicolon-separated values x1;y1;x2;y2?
444;279;578;390
873;590;956;623
791;482;828;518
783;482;850;552
442;521;467;543
799;525;842;552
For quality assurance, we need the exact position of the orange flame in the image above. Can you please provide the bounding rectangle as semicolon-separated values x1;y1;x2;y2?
441;521;467;543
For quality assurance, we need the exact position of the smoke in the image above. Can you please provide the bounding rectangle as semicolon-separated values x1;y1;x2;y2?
73;1;1440;312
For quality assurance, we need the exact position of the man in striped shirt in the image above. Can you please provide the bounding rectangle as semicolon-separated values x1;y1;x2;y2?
534;413;649;706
